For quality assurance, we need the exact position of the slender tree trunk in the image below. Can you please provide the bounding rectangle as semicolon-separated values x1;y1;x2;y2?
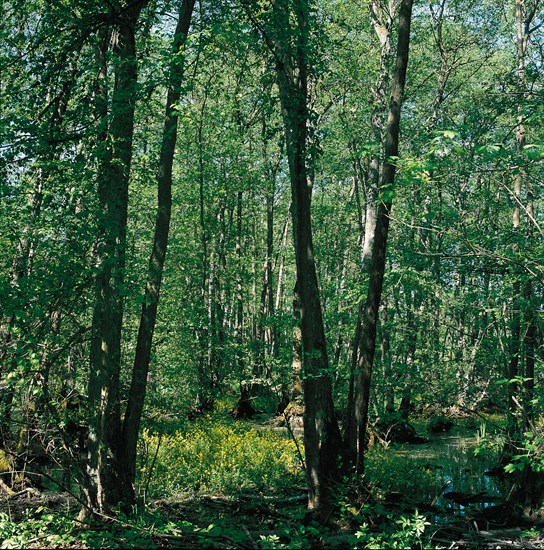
509;0;543;515
522;136;536;427
399;229;421;419
212;197;227;379
399;331;416;420
428;0;448;125
121;0;195;500
262;163;276;360
508;0;534;432
349;0;413;475
290;284;303;403
274;211;290;324
197;84;212;409
345;0;395;454
332;232;351;375
273;210;290;405
233;191;255;417
362;0;396;270
380;303;395;414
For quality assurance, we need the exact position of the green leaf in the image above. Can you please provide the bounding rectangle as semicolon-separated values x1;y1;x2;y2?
442;130;459;139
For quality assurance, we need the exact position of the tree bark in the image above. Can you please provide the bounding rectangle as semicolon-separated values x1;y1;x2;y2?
271;0;343;521
349;0;413;474
85;0;148;514
121;0;195;501
196;82;213;409
509;0;543;515
345;0;395;455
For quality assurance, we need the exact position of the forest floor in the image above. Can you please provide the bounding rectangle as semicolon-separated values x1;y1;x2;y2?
2;413;544;547
2;479;544;548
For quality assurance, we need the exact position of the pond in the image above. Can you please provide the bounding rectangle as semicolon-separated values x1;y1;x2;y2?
394;430;508;516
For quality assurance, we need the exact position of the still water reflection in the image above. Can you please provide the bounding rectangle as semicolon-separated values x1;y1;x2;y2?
395;433;506;512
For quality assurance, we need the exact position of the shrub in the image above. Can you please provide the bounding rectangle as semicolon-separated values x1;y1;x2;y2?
354;510;431;549
140;417;303;497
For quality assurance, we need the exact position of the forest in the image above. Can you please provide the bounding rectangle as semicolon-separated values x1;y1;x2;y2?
0;0;543;547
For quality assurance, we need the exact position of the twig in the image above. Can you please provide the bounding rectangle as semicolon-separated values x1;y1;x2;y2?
282;411;306;472
143;432;162;501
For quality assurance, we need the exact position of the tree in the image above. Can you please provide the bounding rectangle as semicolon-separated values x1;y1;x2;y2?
268;0;344;520
347;0;414;474
506;0;543;515
85;0;150;514
121;0;196;499
0;0;99;474
2;0;544;531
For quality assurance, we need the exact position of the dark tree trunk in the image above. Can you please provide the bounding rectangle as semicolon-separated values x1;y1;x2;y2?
348;0;414;475
85;1;148;514
121;0;195;501
271;0;343;521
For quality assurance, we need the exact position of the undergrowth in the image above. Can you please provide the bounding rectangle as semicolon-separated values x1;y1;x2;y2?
365;445;440;503
0;507;228;549
0;503;436;549
139;416;304;497
0;413;517;548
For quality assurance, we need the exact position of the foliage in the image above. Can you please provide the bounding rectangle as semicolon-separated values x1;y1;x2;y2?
474;420;506;460
0;0;543;533
354;510;431;549
0;504;434;549
427;415;454;434
504;419;544;475
0;507;222;549
140;417;304;497
365;446;440;503
0;510;76;549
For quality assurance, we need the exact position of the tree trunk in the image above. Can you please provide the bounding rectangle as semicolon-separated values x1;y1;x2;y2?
508;0;543;515
271;0;343;521
349;0;414;475
121;0;195;502
85;1;148;514
197;83;212;409
380;303;395;414
345;0;395;456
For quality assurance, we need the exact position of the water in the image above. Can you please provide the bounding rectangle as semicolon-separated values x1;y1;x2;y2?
395;432;506;515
